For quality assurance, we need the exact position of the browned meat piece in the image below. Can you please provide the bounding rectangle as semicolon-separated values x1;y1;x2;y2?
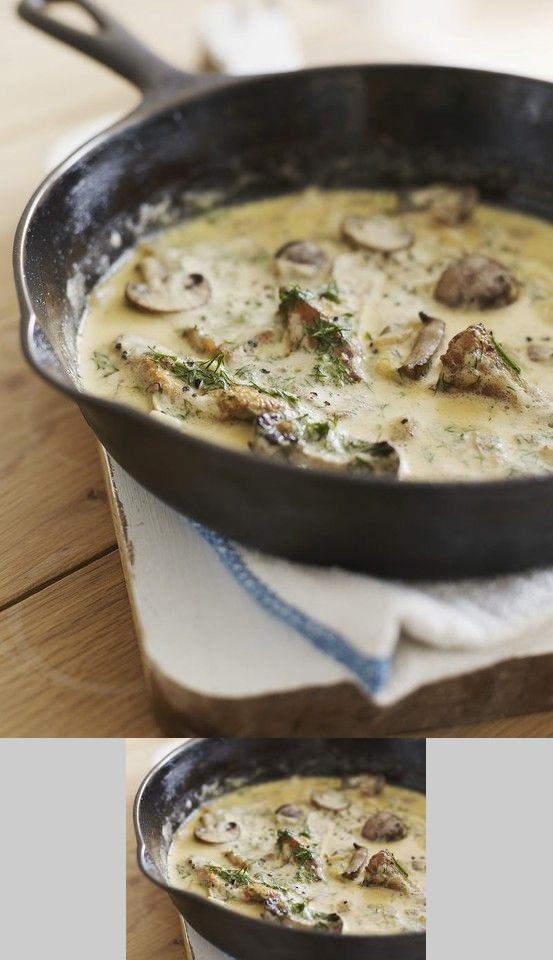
362;811;407;842
278;286;364;382
264;904;344;932
189;857;290;913
398;311;445;379
435;255;518;309
398;184;478;225
363;850;412;895
343;844;369;879
439;323;537;406
276;829;324;881
181;325;220;356
217;384;285;421
250;413;402;476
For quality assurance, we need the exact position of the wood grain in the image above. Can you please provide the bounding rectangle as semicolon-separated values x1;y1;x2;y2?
127;739;188;960
0;552;157;736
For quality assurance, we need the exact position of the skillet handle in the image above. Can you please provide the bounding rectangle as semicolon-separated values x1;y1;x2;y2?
17;0;194;96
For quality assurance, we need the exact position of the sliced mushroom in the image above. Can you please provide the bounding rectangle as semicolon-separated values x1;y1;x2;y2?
527;340;553;363
435;255;518;310
275;804;304;821
398;184;478;225
126;253;211;313
362;811;407;842
342;214;414;253
358;774;386;797
343;844;369;879
194;813;241;844
311;790;351;812
364;849;412;895
275;240;328;279
398;311;445;380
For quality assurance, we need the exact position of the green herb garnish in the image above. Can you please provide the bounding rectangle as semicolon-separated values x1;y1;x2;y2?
491;334;521;374
320;278;341;303
92;350;119;378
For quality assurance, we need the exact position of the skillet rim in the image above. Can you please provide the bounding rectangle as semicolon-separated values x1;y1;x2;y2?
14;59;553;498
132;736;426;946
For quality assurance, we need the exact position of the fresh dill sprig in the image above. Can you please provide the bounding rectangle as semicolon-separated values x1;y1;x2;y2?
491;334;521;374
148;350;233;391
320;278;341;303
207;864;249;888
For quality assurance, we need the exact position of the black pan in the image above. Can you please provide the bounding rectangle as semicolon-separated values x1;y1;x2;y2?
14;0;553;579
134;737;426;960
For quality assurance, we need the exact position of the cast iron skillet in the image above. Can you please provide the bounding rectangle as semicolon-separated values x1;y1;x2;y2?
14;0;553;579
134;738;426;960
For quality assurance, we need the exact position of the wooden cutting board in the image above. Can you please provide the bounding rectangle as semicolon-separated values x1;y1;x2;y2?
103;452;553;736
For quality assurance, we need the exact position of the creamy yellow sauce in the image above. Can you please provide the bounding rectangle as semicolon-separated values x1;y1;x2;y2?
167;775;426;936
79;188;553;480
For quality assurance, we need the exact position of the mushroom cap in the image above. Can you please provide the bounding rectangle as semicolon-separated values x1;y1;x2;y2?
362;811;407;842
342;214;414;253
275;240;328;278
311;789;351;812
194;817;241;844
398;184;478;225
126;254;211;313
435;255;518;310
275;804;304;820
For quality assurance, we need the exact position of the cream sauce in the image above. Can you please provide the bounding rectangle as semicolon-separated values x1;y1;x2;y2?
79;188;553;480
167;775;426;936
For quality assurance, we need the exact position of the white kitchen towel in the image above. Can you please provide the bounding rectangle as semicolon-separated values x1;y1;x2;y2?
105;454;553;706
192;520;553;702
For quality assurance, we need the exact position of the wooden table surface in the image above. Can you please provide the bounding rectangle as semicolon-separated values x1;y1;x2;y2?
2;0;553;738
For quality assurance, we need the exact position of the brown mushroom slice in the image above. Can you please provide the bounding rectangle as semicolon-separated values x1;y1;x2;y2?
275;804;304;821
362;811;407;842
194;814;241;844
342;214;414;253
398;184;478;225
343;844;369;879
398;311;445;380
311;789;351;812
275;240;328;279
435;255;518;310
126;254;211;313
363;849;413;895
527;340;553;363
358;774;386;797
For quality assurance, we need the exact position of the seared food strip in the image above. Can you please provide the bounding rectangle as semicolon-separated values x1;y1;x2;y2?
279;285;364;384
189;857;290;913
264;904;344;932
277;829;324;882
250;412;401;476
364;850;413;895
114;334;287;421
398;311;445;380
435;255;518;309
439;323;540;406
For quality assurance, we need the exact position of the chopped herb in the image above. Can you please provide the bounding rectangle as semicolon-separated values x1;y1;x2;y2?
391;855;409;879
148;350;232;392
491;334;521;374
207;864;249;888
278;284;314;313
303;420;331;442
312;353;351;386
320;278;341;303
92;350;119;378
